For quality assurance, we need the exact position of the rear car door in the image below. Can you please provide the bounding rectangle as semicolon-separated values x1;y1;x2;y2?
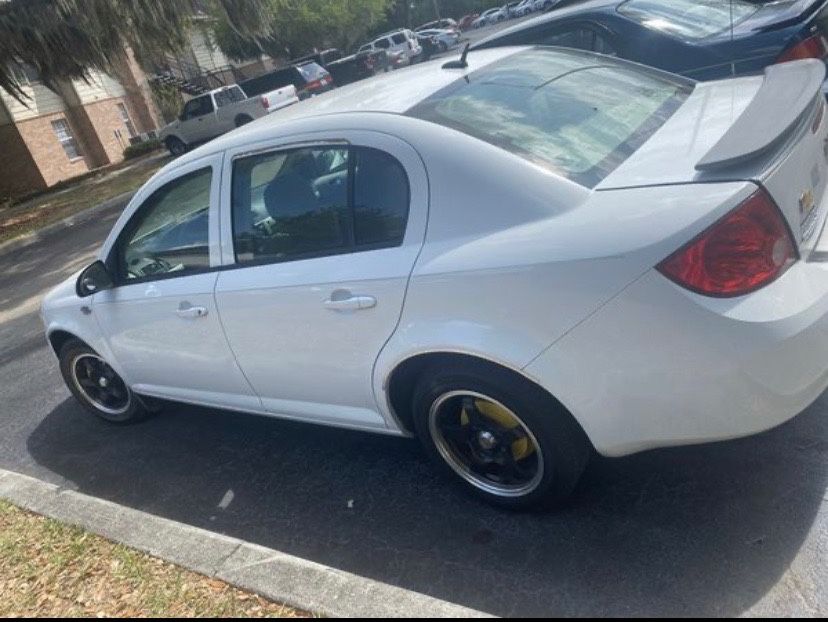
93;154;260;412
214;132;428;430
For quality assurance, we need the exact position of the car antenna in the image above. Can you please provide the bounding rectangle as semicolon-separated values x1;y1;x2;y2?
443;43;471;70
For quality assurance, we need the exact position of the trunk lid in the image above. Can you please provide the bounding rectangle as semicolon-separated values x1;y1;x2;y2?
601;59;828;253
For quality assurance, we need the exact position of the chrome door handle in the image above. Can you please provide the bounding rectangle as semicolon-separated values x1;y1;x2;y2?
324;294;377;312
176;303;208;319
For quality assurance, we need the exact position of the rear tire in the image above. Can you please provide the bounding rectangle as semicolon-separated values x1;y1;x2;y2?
235;114;254;128
411;360;591;510
165;136;187;157
58;339;151;424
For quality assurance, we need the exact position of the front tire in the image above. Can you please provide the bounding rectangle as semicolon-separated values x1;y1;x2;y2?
411;361;591;510
165;136;187;157
58;339;149;424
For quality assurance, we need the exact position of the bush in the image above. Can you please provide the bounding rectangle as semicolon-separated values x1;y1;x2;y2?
123;139;162;160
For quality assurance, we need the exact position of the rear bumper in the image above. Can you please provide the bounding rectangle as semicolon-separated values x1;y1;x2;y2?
526;258;828;457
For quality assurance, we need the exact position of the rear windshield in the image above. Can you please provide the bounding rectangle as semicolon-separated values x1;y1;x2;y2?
617;0;760;40
407;48;692;188
298;62;328;81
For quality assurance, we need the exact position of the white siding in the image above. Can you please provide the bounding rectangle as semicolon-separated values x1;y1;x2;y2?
0;83;66;122
190;29;230;72
73;70;126;105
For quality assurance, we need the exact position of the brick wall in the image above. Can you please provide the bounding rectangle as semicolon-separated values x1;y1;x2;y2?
82;98;132;165
15;112;91;188
0;124;47;198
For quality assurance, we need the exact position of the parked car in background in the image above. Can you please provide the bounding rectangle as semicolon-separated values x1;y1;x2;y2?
416;18;460;33
416;33;442;61
159;84;297;156
513;0;538;16
473;7;508;28
44;47;828;510
533;0;560;10
476;0;828;83
328;50;390;84
291;49;344;68
240;62;334;102
458;13;479;30
505;1;525;18
358;29;423;65
417;28;462;52
293;48;389;87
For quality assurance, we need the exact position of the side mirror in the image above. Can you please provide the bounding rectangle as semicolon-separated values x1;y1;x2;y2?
77;261;114;298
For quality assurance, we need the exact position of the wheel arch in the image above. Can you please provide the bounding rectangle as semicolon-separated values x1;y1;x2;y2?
47;329;87;357
383;351;592;449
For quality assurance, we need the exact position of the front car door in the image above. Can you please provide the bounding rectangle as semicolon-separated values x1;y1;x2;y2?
214;132;428;431
179;94;216;144
93;154;260;412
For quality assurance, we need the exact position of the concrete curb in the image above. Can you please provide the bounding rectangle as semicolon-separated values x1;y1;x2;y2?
0;191;132;258
0;468;490;618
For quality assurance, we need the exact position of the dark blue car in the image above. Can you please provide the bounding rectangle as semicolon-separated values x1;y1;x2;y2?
474;0;828;83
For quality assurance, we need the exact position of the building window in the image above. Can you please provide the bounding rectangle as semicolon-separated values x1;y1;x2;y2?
51;119;83;161
117;102;138;138
9;61;40;86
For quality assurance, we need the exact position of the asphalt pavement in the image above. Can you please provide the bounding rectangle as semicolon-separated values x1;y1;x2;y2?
0;17;826;616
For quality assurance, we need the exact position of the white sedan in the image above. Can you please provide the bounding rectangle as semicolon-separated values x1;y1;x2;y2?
41;47;828;509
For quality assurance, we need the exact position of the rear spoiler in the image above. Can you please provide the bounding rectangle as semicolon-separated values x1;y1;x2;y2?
696;59;826;172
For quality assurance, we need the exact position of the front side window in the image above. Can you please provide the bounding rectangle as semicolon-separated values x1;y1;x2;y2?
392;33;407;45
617;0;759;40
116;168;212;282
407;47;691;188
375;38;391;50
182;96;213;120
232;146;410;265
51;119;82;160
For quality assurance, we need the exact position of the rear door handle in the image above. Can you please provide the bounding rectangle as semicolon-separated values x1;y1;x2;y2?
324;294;377;312
176;303;208;319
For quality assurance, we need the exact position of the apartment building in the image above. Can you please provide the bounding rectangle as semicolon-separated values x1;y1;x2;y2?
0;50;161;199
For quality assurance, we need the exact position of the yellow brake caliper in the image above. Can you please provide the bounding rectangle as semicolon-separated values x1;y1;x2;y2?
461;399;535;460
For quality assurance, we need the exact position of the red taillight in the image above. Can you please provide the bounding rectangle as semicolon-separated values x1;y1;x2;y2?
260;95;269;109
777;34;828;63
306;79;322;90
657;190;798;297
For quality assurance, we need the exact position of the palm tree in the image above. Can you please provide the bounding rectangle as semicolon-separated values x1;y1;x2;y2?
0;0;272;103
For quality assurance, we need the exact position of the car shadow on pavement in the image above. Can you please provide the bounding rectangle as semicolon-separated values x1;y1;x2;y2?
26;391;828;616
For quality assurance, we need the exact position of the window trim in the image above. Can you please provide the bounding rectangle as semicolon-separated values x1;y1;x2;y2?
106;166;215;287
228;143;411;269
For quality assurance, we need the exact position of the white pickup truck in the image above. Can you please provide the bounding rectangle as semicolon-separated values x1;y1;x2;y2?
159;84;299;156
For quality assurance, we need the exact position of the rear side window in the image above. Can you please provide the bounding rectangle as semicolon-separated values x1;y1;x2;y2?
617;0;759;40
214;86;246;108
231;146;410;265
407;47;691;188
